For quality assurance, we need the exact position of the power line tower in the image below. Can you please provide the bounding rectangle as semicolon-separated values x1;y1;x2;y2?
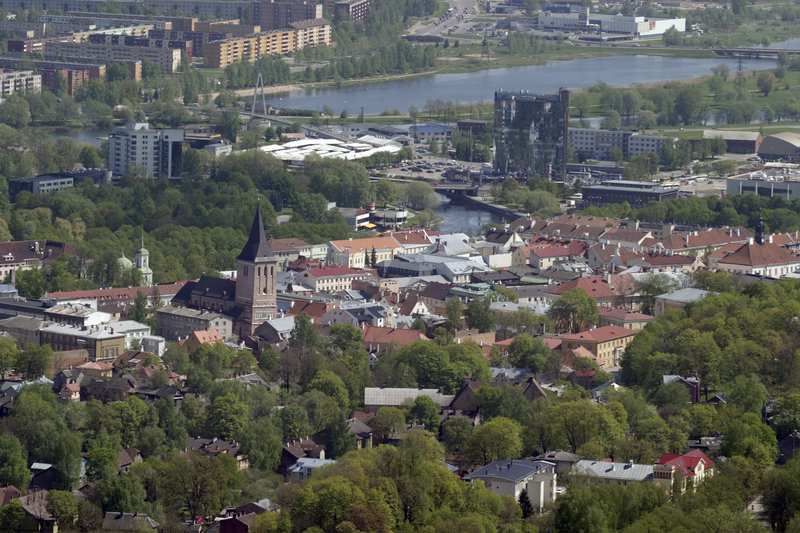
251;73;268;116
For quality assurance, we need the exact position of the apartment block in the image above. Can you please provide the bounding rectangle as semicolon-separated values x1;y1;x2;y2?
256;0;323;30
568;127;671;161
108;122;185;179
0;69;42;97
333;0;370;22
290;18;332;48
44;36;183;73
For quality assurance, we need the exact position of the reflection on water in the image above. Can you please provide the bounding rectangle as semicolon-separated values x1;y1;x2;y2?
267;55;774;114
433;194;502;235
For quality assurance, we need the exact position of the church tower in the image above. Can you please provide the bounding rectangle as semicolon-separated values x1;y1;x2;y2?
134;232;153;287
235;206;278;337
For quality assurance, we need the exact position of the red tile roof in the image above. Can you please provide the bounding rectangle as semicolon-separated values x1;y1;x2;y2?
306;267;367;278
550;277;615;299
657;449;714;478
718;242;800;267
642;253;696;266
287;301;329;319
330;236;400;253
657;228;750;252
531;240;587;258
47;281;188;301
189;329;221;345
389;229;433;245
599;308;654;322
560;325;637;343
362;325;428;347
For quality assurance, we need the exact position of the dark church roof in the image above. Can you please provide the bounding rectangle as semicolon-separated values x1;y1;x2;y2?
173;275;237;305
237;206;274;262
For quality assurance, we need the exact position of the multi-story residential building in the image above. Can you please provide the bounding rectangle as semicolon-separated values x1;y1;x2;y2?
559;325;637;370
328;236;401;268
204;21;330;68
205;29;295;67
300;266;372;292
289;18;331;48
155;305;233;340
568;128;671;160
257;0;323;30
108;122;185;179
0;240;73;282
0;56;111;94
334;0;370;22
494;89;570;178
44;37;183;73
38;322;126;361
466;460;557;513
0;69;41;97
0;0;256;22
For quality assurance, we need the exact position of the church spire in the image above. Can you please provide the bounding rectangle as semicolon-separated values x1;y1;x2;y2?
237;205;273;261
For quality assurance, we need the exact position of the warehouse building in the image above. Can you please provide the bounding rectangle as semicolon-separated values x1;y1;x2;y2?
582;180;679;207
758;132;800;162
538;9;685;37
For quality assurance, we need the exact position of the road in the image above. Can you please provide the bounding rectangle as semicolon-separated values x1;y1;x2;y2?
408;0;478;38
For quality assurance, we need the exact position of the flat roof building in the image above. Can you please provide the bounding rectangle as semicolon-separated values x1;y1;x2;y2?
0;69;41;97
581;180;679;208
108;122;185;179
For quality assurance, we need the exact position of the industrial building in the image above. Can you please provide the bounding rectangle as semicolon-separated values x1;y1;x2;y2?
108;123;185;179
757;132;800;162
257;137;402;164
538;9;686;37
581;180;679;207
726;172;800;200
494;89;570;178
8;169;111;200
702;130;762;154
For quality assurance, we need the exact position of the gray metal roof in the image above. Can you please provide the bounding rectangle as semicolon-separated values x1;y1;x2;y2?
655;287;712;304
467;459;556;483
364;387;454;407
573;460;653;481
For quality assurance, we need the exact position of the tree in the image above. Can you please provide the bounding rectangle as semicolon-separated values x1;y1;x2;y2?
79;145;104;169
15;268;46;299
131;291;148;323
206;393;248;440
410;396;440;431
216;110;241;142
322;417;356;459
726;374;768;415
77;500;103;532
602;110;621;130
47;491;78;528
757;72;777;96
507;334;551;371
519;488;534;518
0;434;30;489
0;336;19;379
763;457;800;532
446;298;464;332
16;344;53;379
405;181;439;210
547;289;599;333
442;415;473;454
308;370;350;411
0;501;25;531
370;407;406;443
0;96;31;128
638;274;677;314
465;417;523;465
466;297;495;333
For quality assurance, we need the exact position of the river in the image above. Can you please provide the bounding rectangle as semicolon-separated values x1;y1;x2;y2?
433;193;502;235
265;55;774;115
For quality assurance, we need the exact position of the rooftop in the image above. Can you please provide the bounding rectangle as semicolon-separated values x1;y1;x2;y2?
573;459;654;481
466;459;555;483
656;287;713;304
364;387;454;407
560;325;636;343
